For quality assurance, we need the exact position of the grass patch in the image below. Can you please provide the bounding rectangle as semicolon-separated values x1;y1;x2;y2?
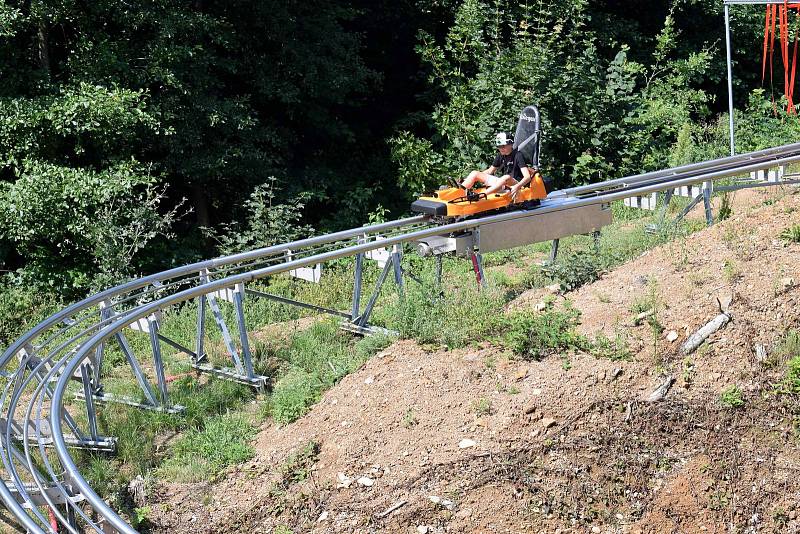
157;412;257;482
268;320;392;425
381;281;505;349
472;398;492;416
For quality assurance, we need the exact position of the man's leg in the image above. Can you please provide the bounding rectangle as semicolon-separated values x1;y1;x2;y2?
461;171;495;189
484;175;517;195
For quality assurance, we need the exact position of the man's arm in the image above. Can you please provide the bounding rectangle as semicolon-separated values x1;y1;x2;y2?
510;165;532;200
483;165;497;174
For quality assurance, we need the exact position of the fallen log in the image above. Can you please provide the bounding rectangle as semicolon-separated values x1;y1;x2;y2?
680;312;731;356
646;375;675;402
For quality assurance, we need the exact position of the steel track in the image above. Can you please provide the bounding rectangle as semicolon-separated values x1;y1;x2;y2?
2;142;800;533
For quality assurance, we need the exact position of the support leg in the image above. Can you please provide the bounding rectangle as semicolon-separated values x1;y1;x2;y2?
195;293;207;364
391;245;404;295
357;255;394;327
703;182;714;226
80;364;99;442
233;283;255;379
549;239;560;264
148;316;169;406
352;253;364;320
115;332;159;407
435;255;443;287
207;294;245;374
470;252;486;288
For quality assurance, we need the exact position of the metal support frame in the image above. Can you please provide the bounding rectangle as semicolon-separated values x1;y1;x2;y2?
356;253;395;328
75;299;189;418
194;270;267;390
548;239;560;264
724;2;736;156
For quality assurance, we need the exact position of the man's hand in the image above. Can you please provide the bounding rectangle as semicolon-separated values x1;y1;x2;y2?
510;184;522;201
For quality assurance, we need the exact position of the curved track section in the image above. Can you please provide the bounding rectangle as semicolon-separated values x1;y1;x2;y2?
3;144;800;532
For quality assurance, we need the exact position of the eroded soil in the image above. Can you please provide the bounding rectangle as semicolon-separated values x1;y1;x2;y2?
147;188;800;533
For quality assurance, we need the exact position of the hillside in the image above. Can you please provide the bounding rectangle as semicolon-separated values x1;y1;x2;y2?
148;188;800;533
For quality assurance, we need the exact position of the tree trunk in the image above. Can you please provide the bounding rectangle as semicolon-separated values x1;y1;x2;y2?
37;19;49;74
192;184;210;227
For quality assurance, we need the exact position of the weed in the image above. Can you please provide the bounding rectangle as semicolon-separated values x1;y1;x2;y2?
279;441;320;485
502;305;586;361
546;250;604;292
590;332;632;361
483;356;496;369
719;385;744;409
682;358;695;387
773;508;789;528
401;408;418;428
473;398;492;416
505;385;520;395
132;506;151;528
777;355;800;395
561;357;572;371
770;329;800;368
780;223;800;243
717;192;733;222
722;259;741;283
629;279;665;364
709;489;730;511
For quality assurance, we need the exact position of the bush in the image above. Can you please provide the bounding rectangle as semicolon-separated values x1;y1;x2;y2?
0;160;180;294
0;285;61;346
502;305;585;361
207;178;314;255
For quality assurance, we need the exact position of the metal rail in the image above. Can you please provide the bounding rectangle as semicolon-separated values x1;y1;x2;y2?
2;142;800;533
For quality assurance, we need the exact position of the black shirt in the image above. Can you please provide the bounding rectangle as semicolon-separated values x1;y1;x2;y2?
492;149;528;181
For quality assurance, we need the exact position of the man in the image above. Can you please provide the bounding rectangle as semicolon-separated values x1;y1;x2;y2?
460;132;533;201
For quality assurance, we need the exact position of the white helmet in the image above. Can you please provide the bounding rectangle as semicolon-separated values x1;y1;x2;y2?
494;131;514;147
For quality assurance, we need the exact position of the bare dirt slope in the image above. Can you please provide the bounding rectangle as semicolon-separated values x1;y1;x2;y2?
149;189;800;533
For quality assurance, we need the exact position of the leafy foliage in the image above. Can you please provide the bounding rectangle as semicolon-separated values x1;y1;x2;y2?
208;178;314;255
0;160;180;293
